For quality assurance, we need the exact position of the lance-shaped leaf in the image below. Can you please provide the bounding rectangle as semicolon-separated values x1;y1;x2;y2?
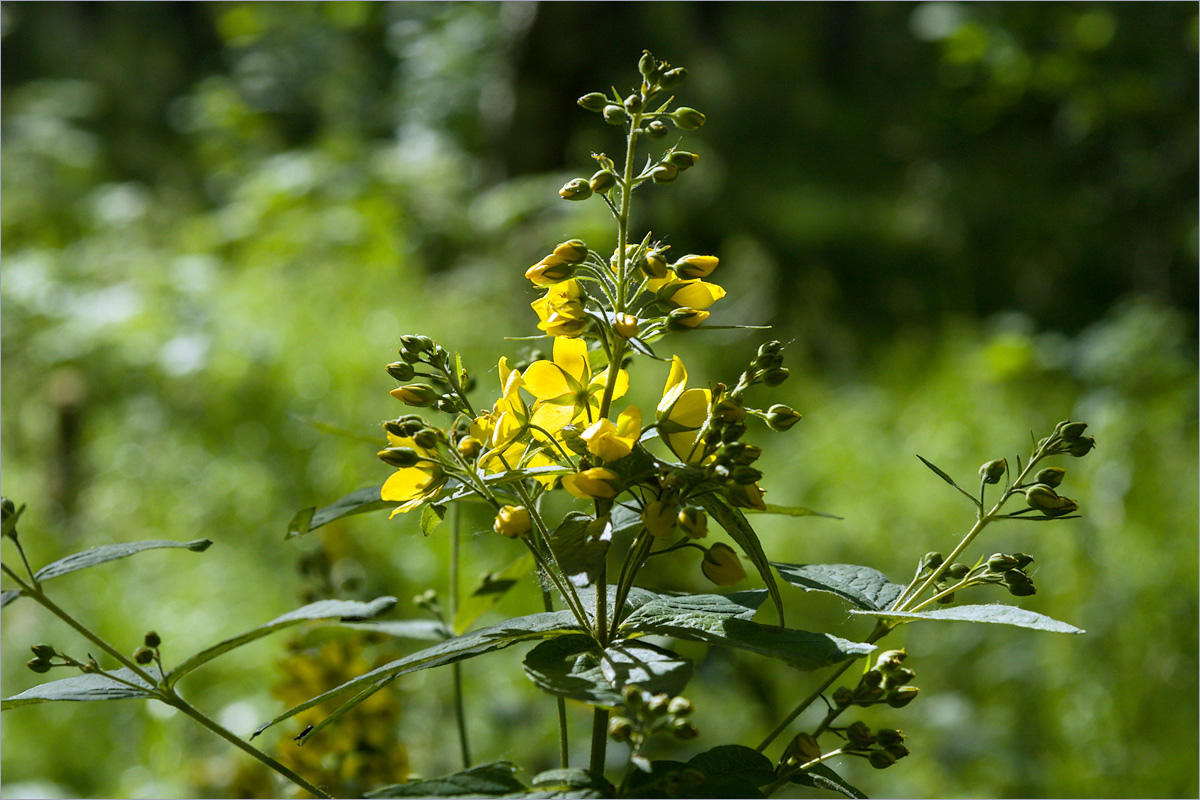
550;512;611;587
2;590;24;608
790;763;868;799
3;668;155;710
749;504;843;520
697;495;784;625
164;596;396;688
851;603;1085;634
338;619;452;642
254;610;583;741
916;454;981;506
523;635;693;706
31;539;212;583
288;486;392;538
454;553;536;634
366;761;527;798
420;503;446;537
619;595;872;670
773;562;906;611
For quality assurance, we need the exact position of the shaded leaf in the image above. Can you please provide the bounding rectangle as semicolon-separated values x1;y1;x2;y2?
523;635;693;707
2;590;23;608
454;553;536;634
772;563;905;611
286;486;394;538
626;759;762;800
340;619;452;641
530;769;612;794
367;761;526;798
687;744;775;787
2;668;154;710
291;415;380;444
1;501;25;538
550;512;611;587
421;503;446;537
791;764;868;799
851;603;1084;634
750;504;843;520
165;596;396;687
287;506;316;538
697;495;784;625
34;539;212;582
255;610;583;741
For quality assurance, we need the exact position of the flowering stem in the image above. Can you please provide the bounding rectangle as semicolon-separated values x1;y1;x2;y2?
449;504;472;769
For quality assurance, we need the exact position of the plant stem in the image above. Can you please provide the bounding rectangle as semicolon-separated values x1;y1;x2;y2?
539;583;571;768
589;705;610;777
449;504;472;769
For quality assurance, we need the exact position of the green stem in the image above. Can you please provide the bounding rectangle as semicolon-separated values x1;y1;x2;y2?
449;504;472;769
590;706;610;777
539;583;571;768
608;530;653;642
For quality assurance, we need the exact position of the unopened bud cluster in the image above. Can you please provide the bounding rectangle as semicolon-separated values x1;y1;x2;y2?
832;650;920;709
841;722;911;770
388;336;474;416
608;685;699;754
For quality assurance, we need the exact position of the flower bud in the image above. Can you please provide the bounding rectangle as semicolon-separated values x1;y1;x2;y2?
613;314;639;340
761;367;790;387
659;67;687;89
673;254;718;279
1024;483;1063;512
671;719;700;740
638;51;658;80
986;553;1022;573
645;119;669;139
876;729;905;749
868;749;898;770
562;467;621;499
400;335;434;355
602;104;626;125
646;693;670;715
650;163;678;183
386;361;416;382
578;92;609;112
667;696;694;717
677;506;707;539
832;686;855;707
134;647;155;665
457;436;482;460
727;481;766;511
589;169;617;194
642;248;670;278
665;307;710;331
377;447;422;468
887;686;920;708
390;384;440;407
875;649;907;672
552;239;588;263
30;644;56;660
1003;569;1036;596
493;505;531;539
701;543;746;585
670;107;706;130
944;563;971;581
559;178;593;201
1056;420;1088;442
143;631;161;649
713;396;745;423
1068;436;1095;457
919;552;944;575
845;721;875;748
27;658;52;674
765;404;802;431
785;732;822;763
979;458;1007;485
413;428;440;450
526;255;576;286
623;93;643;115
665;151;700;171
608;716;634;743
1033;467;1065;488
642;499;678;538
730;466;764;486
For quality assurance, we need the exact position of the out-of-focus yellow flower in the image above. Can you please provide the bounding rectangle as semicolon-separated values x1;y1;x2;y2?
531;279;589;337
678;506;708;538
381;432;446;516
562;467;621;499
581;406;642;463
642;499;678;538
656;356;711;463
649;275;726;309
493;505;531;538
523;337;629;434
701;543;746;585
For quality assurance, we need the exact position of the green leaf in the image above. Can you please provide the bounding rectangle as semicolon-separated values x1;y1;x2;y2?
915;453;959;488
523;635;693;707
687;744;775;787
851;603;1085;634
254;610;583;741
530;768;612;794
288;486;393;538
1;590;21;608
454;553;536;634
609;502;644;540
626;759;762;799
291;414;380;445
620;596;872;670
750;504;843;520
2;668;155;710
697;496;785;625
772;563;905;611
550;512;611;587
1;501;25;538
339;619;452;641
421;503;446;537
287;506;316;538
367;761;526;798
482;465;573;487
33;539;212;583
790;764;868;798
165;596;396;688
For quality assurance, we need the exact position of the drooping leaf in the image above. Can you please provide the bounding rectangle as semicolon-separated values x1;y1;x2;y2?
339;619;452;641
2;668;155;710
790;763;868;799
254;610;583;741
772;563;906;611
749;504;843;520
421;503;447;537
687;744;775;788
550;512;611;587
33;539;213;582
620;597;872;670
165;596;396;688
367;761;527;798
523;635;693;707
697;495;784;625
851;603;1084;634
454;553;536;634
288;486;393;538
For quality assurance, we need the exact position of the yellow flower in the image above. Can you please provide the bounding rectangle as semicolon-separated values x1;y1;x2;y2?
523;337;629;434
531;279;589;337
649;275;726;309
673;254;718;279
493;505;531;538
613;313;639;339
656;356;711;463
666;307;709;331
381;432;446;516
562;467;621;499
701;543;746;586
581;406;642;463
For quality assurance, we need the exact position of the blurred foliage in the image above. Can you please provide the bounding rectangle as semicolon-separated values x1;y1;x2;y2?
1;3;1195;799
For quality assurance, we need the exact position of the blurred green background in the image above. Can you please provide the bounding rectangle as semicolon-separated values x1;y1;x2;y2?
2;3;1196;798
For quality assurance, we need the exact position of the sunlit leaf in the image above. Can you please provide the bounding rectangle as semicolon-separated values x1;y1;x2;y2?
851;603;1085;634
2;668;155;710
772;562;906;611
523;635;693;706
33;539;212;582
696;495;784;625
454;553;536;634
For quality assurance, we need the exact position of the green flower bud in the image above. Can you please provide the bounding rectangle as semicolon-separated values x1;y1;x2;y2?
786;731;822;762
667;696;694;717
1011;552;1034;569
860;669;884;689
846;721;875;748
713;396;745;423
885;744;912;760
887;686;920;708
670;106;706;130
1056;420;1088;442
875;729;906;748
919;552;944;575
602;104;626;125
884;667;915;688
559;178;593;201
665;151;699;170
400;334;434;355
553;239;589;263
762;367;790;387
677;506;708;539
1033;467;1066;488
1068;436;1095;457
608;716;634;743
832;686;855;707
645;119;669;139
986;553;1022;573
30;644;56;660
701;543;747;586
730;466;764;485
650;163;679;183
143;631;161;649
578;92;609;112
134;647;155;665
1024;483;1063;512
763;404;801;432
390;383;439;407
979;458;1007;485
868;750;898;769
623;93;644;115
646;693;670;715
944;563;971;581
27;658;52;674
386;361;416;382
378;447;421;468
413;428;440;450
1;497;15;525
659;67;687;89
875;649;907;672
589;169;617;194
638;51;658;81
671;719;700;740
1003;569;1036;596
621;684;644;708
